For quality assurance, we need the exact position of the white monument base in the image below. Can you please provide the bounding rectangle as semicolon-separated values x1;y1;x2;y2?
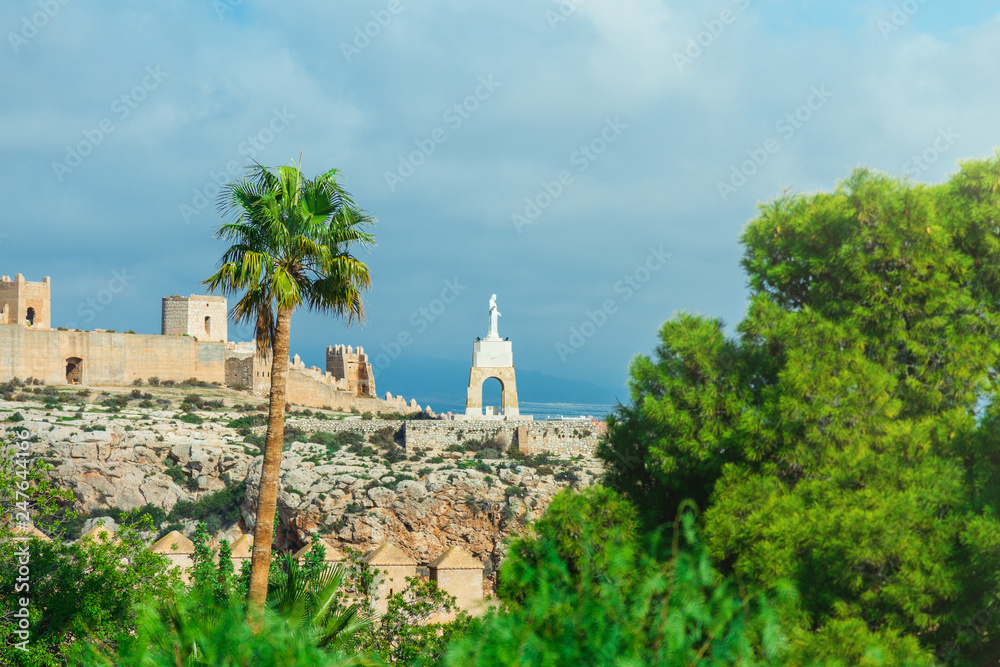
472;338;512;368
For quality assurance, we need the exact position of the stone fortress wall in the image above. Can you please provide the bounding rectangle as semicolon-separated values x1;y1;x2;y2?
0;275;422;414
288;417;604;457
0;326;226;386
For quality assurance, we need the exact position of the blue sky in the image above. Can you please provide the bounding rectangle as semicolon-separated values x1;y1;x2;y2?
2;1;998;411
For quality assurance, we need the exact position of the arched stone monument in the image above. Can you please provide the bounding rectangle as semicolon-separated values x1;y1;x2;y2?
465;294;520;418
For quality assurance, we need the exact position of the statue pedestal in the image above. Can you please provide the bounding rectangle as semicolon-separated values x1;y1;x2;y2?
465;337;520;418
472;339;512;368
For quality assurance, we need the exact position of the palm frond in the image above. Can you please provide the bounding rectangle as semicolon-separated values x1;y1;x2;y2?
204;160;376;350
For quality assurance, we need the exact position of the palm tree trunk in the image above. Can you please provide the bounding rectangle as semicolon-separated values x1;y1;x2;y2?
247;304;293;615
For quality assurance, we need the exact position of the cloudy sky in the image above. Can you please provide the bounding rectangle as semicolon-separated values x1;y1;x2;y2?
2;0;998;413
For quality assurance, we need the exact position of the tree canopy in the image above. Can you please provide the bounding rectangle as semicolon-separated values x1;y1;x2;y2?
600;155;1000;664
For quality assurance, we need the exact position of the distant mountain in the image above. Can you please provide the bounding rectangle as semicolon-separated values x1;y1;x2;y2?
373;355;625;415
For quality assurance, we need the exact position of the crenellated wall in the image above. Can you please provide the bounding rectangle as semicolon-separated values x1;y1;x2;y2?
0;274;51;328
326;344;376;397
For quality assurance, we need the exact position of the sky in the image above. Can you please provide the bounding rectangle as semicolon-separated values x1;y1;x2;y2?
2;0;998;413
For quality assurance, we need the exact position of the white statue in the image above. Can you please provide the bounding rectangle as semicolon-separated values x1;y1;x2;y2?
487;294;501;339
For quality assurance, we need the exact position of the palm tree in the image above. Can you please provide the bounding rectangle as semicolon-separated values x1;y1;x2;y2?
205;161;375;613
269;554;373;651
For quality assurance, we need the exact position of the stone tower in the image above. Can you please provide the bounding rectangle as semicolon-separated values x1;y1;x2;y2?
161;295;228;342
326;344;376;397
464;294;520;418
0;274;51;329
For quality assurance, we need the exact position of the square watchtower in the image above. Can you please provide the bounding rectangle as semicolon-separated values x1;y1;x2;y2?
0;274;51;328
161;295;228;342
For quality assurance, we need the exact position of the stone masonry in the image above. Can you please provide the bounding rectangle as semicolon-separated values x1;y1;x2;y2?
0;273;422;414
161;295;228;343
0;274;50;328
287;417;603;458
326;344;376;397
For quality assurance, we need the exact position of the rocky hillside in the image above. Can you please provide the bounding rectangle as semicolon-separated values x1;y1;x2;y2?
0;382;603;578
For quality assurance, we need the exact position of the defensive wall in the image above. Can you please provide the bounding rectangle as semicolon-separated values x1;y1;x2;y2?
0;326;226;386
0;276;423;415
288;417;602;457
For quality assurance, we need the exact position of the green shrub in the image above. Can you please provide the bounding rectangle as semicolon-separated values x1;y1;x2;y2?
445;488;804;666
554;470;580;484
168;481;246;526
464;435;507;453
475;448;503;460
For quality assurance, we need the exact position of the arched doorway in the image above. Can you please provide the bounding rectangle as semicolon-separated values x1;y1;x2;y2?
204;316;212;337
465;366;520;418
26;307;35;325
66;357;83;385
481;377;504;416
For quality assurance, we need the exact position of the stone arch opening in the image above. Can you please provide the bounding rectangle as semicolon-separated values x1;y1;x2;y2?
66;357;83;385
481;377;504;416
204;316;211;337
26;307;35;325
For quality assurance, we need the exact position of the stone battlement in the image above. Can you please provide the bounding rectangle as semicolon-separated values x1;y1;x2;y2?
326;344;375;397
0;273;51;329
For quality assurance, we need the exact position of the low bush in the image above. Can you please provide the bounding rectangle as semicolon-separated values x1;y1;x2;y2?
464;435;508;453
168;481;246;527
504;485;527;498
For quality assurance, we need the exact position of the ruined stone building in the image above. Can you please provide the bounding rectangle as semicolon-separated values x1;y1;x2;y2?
0;274;416;413
0;274;50;328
